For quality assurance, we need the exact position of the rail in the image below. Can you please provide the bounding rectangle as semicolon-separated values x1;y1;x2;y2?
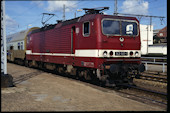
141;57;167;73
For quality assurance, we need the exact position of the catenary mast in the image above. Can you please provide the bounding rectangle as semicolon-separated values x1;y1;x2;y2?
1;0;13;88
1;0;7;75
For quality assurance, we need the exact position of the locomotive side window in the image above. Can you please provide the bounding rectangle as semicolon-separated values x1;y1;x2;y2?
102;20;120;35
122;22;137;35
83;22;90;36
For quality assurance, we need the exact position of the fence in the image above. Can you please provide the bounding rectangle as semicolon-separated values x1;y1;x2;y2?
141;57;167;73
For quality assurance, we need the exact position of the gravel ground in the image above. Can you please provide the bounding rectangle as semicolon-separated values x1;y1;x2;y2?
133;78;167;93
1;63;166;111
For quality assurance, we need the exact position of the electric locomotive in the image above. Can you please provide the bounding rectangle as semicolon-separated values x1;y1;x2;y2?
25;7;145;86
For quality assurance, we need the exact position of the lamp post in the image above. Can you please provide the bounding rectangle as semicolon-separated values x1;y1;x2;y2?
75;9;82;18
27;24;32;30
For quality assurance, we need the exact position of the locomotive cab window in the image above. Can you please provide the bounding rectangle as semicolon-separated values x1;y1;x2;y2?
102;20;120;35
122;21;137;36
83;22;90;36
102;19;138;36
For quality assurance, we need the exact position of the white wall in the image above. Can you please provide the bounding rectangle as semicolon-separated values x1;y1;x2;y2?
148;45;167;55
140;24;153;55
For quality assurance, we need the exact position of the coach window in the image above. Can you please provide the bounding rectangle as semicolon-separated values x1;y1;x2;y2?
21;42;23;50
83;22;90;36
10;45;14;50
18;42;20;50
10;46;13;50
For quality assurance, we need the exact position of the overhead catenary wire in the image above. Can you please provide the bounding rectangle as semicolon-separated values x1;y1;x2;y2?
6;0;166;34
117;0;166;22
6;13;42;35
6;1;84;33
116;0;166;31
117;0;158;13
6;2;42;34
11;4;38;20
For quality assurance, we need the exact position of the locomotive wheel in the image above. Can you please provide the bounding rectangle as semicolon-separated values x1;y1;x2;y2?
127;77;135;85
19;59;24;66
77;70;84;81
83;70;91;81
24;60;29;67
28;61;33;68
78;70;92;81
38;62;44;70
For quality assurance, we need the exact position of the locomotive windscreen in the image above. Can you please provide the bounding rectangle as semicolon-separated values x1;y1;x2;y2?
121;21;138;35
103;20;120;35
102;19;138;36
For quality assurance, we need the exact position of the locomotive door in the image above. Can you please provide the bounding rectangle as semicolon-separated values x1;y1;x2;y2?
40;31;45;61
71;26;75;54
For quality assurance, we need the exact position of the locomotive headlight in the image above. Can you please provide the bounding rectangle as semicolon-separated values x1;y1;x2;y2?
130;51;133;56
109;51;113;56
103;51;107;57
135;51;139;56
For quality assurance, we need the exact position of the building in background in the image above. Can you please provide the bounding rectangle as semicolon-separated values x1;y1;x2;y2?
156;26;167;43
140;25;167;56
153;29;161;37
153;26;167;44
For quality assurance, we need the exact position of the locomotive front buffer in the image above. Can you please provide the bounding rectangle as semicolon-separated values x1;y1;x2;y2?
96;62;145;86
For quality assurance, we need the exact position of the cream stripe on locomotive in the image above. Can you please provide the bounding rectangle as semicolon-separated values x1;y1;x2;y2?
26;49;141;58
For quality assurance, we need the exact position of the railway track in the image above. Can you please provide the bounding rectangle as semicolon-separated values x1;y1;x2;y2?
140;71;167;83
142;71;167;76
116;84;167;106
139;72;167;83
119;84;167;96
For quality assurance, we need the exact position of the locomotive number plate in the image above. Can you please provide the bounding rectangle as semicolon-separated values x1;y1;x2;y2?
115;52;128;56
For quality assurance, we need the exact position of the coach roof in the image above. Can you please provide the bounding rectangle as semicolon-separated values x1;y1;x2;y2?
7;27;40;43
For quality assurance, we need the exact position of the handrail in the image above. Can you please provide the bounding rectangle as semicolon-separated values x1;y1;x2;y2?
141;57;167;73
141;57;167;60
142;61;167;65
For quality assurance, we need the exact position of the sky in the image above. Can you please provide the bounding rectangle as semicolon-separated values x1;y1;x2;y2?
5;0;167;35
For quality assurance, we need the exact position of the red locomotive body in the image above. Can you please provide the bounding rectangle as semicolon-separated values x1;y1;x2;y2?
26;9;145;86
